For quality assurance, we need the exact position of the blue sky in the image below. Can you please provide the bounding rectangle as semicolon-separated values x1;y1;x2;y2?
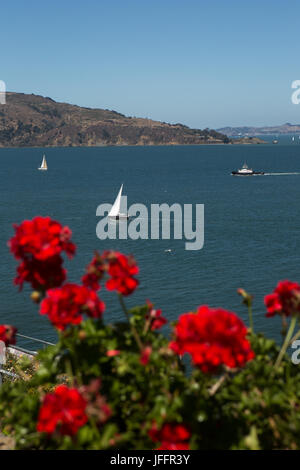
1;0;300;128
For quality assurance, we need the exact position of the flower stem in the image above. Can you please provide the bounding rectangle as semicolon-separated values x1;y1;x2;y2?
209;373;227;396
65;359;75;386
288;324;300;346
118;294;144;352
275;315;297;369
248;302;254;334
281;315;288;338
237;289;254;333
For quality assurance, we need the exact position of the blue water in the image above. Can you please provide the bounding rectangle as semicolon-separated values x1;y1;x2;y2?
1;141;300;349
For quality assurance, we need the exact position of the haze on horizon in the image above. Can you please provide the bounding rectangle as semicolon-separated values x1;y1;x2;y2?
1;0;300;130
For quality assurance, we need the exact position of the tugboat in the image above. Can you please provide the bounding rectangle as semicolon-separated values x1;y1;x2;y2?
231;162;264;176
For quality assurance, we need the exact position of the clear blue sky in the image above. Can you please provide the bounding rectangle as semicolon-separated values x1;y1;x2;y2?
1;0;300;129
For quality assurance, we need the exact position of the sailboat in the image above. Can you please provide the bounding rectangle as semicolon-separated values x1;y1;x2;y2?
108;184;128;219
38;154;48;171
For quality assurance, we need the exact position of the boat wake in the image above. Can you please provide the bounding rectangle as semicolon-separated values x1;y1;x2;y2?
264;172;300;176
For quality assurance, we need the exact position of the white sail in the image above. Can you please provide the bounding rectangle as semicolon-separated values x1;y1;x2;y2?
108;184;123;217
42;155;47;169
38;154;48;170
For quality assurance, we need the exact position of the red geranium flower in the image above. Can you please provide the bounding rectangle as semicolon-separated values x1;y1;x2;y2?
170;305;254;373
264;280;300;317
82;272;100;291
149;422;191;450
37;385;87;436
14;256;66;291
0;325;17;346
82;252;106;291
40;283;105;330
146;300;167;330
105;251;139;296
8;216;76;262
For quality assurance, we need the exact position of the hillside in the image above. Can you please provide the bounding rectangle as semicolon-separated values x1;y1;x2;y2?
218;122;300;137
0;93;230;147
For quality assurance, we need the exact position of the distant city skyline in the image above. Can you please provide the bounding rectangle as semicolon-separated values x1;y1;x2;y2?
1;0;300;129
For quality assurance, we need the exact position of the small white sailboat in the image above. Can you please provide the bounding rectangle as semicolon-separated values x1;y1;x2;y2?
108;184;128;219
38;154;48;171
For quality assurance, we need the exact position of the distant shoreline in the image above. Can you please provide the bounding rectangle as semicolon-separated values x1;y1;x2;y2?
218;123;300;137
0;141;267;150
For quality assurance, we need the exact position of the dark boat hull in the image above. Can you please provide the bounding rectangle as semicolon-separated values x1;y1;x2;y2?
108;215;130;220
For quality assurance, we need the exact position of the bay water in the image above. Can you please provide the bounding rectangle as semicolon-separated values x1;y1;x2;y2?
1;138;300;349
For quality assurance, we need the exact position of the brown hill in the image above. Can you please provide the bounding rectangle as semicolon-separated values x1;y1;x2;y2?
0;92;230;147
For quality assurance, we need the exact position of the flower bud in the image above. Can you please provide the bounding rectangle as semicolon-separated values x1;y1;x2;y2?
237;288;253;306
31;291;41;303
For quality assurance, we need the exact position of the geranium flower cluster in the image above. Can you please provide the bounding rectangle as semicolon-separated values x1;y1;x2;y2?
264;280;300;317
170;305;255;373
149;422;191;450
8;217;76;291
37;381;112;437
40;283;105;330
105;251;139;296
8;218;141;332
83;250;139;296
37;385;88;436
15;255;66;292
0;325;17;346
